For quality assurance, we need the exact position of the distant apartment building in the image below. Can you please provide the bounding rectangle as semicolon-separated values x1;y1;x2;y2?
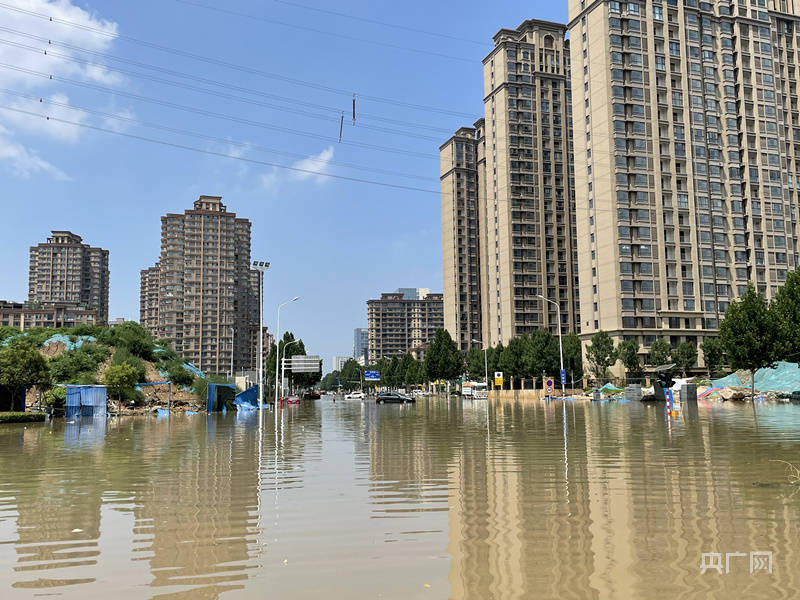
333;356;351;371
441;20;580;351
0;300;98;330
367;289;444;360
28;230;110;323
139;195;260;374
353;327;368;362
568;0;800;356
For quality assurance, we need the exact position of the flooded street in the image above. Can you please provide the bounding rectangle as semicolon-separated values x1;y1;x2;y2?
1;397;800;598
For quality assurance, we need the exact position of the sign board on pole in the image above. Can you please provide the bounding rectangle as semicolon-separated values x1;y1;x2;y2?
290;355;321;373
364;370;380;381
494;371;503;387
546;378;554;394
560;369;566;386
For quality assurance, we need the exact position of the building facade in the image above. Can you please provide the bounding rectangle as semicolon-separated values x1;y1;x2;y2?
0;301;98;330
28;231;109;324
441;125;484;351
333;356;351;372
353;327;369;362
568;0;800;357
140;196;260;374
441;20;581;351
367;290;444;361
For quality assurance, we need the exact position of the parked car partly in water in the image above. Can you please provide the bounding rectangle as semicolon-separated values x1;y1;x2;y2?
376;392;415;404
344;391;365;400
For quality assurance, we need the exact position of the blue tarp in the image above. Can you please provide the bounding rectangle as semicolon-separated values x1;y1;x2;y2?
712;362;800;393
183;362;206;379
234;385;259;410
43;334;96;350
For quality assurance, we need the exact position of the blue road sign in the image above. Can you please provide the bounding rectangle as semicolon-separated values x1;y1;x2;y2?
560;369;566;385
365;370;380;381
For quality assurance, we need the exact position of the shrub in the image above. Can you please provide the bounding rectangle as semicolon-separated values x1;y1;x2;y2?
165;360;194;387
111;347;146;383
99;322;154;360
49;343;110;384
0;412;45;423
43;386;66;409
104;362;139;401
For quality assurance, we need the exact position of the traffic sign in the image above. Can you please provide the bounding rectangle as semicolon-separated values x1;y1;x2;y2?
546;378;554;394
290;355;321;373
365;370;380;381
560;369;566;386
494;371;503;387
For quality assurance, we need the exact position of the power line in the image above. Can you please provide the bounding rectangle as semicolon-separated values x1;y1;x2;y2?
0;1;477;117
0;36;443;142
0;104;440;194
169;0;474;63
268;0;485;46
0;24;454;135
0;87;435;182
0;62;439;159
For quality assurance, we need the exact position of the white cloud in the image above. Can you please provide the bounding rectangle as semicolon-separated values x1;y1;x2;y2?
0;124;69;179
290;146;334;183
0;0;121;178
101;106;136;133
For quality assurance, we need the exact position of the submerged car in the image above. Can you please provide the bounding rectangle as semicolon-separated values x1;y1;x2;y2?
344;391;365;400
376;392;415;404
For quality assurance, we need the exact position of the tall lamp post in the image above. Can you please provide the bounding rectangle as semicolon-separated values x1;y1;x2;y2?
229;326;235;381
537;294;565;397
471;338;488;391
274;297;300;410
252;261;270;411
281;339;302;399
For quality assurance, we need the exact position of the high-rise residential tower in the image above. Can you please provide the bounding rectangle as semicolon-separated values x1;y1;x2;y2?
28;230;110;323
353;327;369;362
568;0;800;359
367;289;444;361
140;196;259;374
441;20;581;351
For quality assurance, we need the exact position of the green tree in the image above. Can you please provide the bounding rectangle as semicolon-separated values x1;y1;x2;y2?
99;322;155;359
719;282;780;400
424;329;463;385
111;346;146;383
398;353;415;386
165;360;194;387
672;341;698;377
521;330;560;380
562;333;584;383
405;359;425;386
103;362;139;403
700;337;725;378
499;336;526;380
466;347;488;381
647;338;672;367
617;339;643;380
773;266;800;359
339;359;363;390
0;340;51;410
488;342;503;379
585;331;616;381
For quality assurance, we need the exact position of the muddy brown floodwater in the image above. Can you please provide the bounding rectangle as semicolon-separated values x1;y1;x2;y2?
1;397;800;599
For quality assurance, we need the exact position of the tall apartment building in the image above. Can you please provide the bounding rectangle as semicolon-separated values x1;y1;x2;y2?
441;20;581;352
28;230;110;323
353;327;368;362
140;196;260;374
367;289;444;361
568;0;800;358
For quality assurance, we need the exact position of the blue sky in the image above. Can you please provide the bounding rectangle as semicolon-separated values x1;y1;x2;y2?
0;0;567;371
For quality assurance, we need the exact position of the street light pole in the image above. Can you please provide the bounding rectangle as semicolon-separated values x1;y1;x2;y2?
281;339;302;400
538;294;565;397
274;297;300;412
230;325;235;381
252;261;270;412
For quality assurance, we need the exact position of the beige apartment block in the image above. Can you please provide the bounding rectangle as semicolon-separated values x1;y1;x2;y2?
140;196;260;375
0;301;98;330
568;0;800;364
367;290;444;361
28;230;109;324
441;20;581;350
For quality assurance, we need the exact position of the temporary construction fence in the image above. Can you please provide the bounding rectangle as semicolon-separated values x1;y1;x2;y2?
234;385;259;410
65;385;107;418
207;383;236;412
